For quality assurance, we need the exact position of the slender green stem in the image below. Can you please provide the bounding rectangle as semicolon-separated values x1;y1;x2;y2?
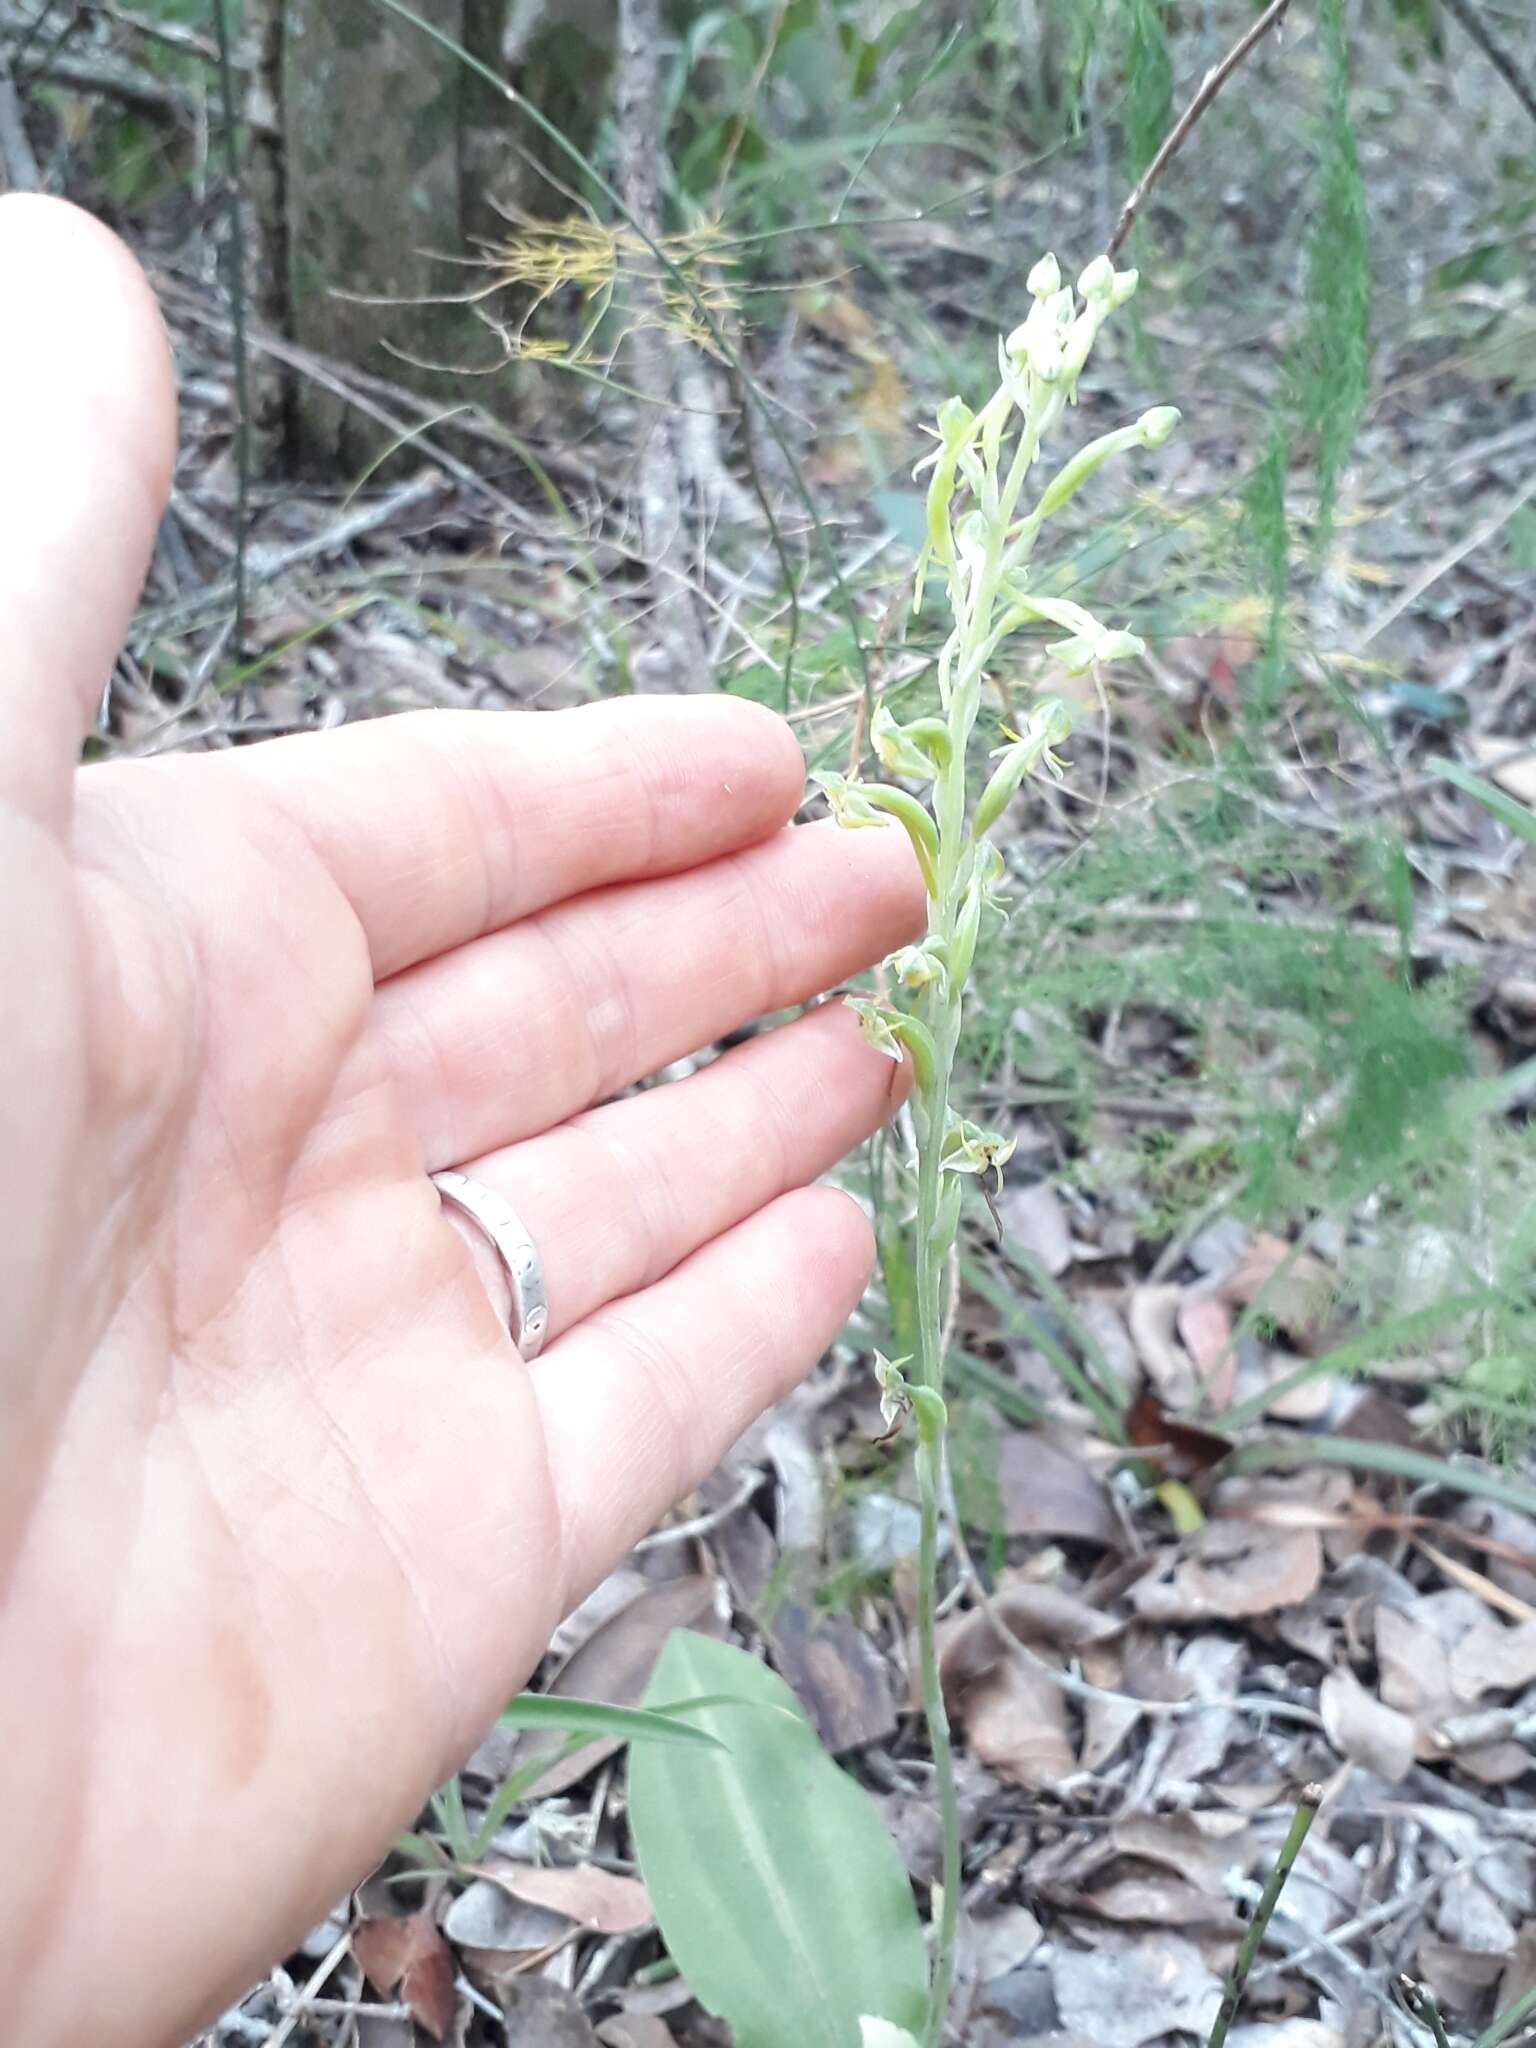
914;1426;959;2047
1205;1784;1321;2048
1476;1980;1536;2048
1400;1979;1454;2048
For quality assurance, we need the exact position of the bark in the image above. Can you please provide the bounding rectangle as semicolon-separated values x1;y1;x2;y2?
240;0;291;465
281;0;507;471
614;0;712;690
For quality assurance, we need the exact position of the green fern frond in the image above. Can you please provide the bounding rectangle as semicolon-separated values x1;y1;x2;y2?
1295;0;1371;542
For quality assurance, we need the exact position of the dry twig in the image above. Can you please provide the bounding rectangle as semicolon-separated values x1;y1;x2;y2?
1438;0;1536;130
1104;0;1293;261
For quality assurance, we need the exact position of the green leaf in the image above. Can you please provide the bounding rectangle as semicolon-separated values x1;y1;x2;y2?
1429;756;1536;848
499;1693;726;1751
629;1632;928;2048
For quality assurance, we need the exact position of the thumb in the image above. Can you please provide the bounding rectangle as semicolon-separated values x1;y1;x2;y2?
0;196;176;833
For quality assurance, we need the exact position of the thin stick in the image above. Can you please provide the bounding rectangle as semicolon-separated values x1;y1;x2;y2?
1104;0;1293;261
1205;1783;1322;2048
0;35;192;114
212;0;250;669
1352;467;1536;651
1438;0;1536;130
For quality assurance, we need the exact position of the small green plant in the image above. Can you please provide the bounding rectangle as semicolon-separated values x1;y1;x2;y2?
629;251;1177;2048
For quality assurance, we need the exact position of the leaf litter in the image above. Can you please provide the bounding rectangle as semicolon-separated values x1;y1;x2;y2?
163;11;1536;2041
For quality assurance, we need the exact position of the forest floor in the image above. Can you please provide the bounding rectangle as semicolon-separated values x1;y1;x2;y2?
14;2;1536;2044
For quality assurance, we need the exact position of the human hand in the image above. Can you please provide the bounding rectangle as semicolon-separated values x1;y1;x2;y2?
0;197;922;2045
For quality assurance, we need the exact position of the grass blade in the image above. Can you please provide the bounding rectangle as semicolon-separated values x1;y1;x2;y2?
498;1693;727;1750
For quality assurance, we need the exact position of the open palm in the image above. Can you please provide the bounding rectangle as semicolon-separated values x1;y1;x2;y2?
0;198;921;2046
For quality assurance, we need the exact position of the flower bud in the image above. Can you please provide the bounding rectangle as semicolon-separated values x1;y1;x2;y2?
1108;266;1139;309
1137;404;1180;447
1027;252;1061;299
1095;629;1146;663
1077;254;1115;300
888;941;946;992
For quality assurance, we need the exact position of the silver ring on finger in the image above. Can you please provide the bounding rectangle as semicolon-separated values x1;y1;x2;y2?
430;1169;549;1361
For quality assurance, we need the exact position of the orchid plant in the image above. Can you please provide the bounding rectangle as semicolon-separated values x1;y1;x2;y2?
628;252;1178;2048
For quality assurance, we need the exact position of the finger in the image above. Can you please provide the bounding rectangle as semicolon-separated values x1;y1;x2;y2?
0;197;176;831
198;695;807;980
456;1002;905;1340
379;816;925;1165
532;1185;873;1603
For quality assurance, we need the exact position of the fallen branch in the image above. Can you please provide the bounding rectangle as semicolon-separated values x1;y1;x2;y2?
1105;0;1293;261
0;37;194;120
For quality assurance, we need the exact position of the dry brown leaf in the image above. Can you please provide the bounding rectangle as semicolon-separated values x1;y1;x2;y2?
1319;1667;1415;1782
1437;1871;1518;1955
997;1436;1120;1545
1028;1806;1246;1911
484;1860;651;1935
1458;1740;1530;1785
1498;1920;1536;2018
1051;1929;1222;2048
352;1910;455;2042
499;1977;603;2046
1470;734;1536;810
1075;1298;1144;1400
443;1878;571;1961
941;1580;1122;1695
1128;1284;1195;1405
767;1603;898;1753
1108;1812;1249;1896
1001;1181;1075;1277
1125;1393;1233;1481
1450;1615;1536;1694
1073;1876;1235;1927
1262;1350;1334;1421
1079;1640;1141;1771
1219;1231;1337;1353
597;2021;678;2048
958;1903;1044;1985
1374;1595;1530;1775
1414;1933;1507;2018
1375;1600;1466;1724
1176;1293;1236;1406
958;1652;1076;1790
1131;1521;1321;1622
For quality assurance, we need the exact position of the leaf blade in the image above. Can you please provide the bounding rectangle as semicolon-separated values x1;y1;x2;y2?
499;1693;726;1751
629;1631;927;2048
1430;755;1536;848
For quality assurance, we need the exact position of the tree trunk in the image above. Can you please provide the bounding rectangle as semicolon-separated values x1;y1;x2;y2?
280;0;508;471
